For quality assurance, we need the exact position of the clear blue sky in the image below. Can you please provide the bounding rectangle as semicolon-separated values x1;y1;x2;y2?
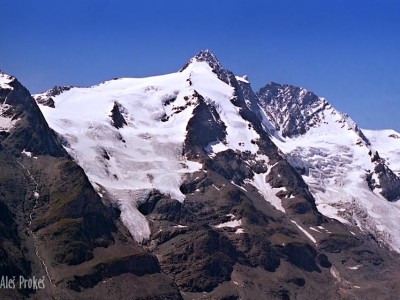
1;0;399;130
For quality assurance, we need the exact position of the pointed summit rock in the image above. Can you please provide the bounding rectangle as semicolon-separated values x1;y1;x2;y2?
180;49;222;71
192;49;223;69
180;49;235;86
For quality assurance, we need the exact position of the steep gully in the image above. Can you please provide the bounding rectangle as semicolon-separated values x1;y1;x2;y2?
17;160;55;287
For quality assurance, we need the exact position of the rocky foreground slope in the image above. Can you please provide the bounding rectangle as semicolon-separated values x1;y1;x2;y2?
1;51;400;299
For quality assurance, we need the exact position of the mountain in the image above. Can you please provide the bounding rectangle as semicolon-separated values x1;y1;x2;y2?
0;71;181;299
256;83;400;249
1;50;400;299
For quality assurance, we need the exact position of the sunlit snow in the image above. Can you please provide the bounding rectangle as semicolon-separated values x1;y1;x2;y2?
36;60;260;242
0;72;14;90
215;219;242;228
291;220;316;244
246;172;285;212
271;102;400;252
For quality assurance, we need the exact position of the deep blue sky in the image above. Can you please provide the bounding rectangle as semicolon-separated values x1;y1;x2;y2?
1;0;399;130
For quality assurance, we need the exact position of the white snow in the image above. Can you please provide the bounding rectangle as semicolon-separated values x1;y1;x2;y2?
363;129;400;174
271;102;400;252
205;140;228;157
230;181;247;192
37;69;201;241
235;228;244;234
235;76;249;84
189;61;260;154
291;220;317;244
347;264;362;270
0;73;14;90
36;60;262;242
330;266;341;282
22;149;32;157
173;225;188;228
246;172;285;212
215;219;242;228
309;226;322;233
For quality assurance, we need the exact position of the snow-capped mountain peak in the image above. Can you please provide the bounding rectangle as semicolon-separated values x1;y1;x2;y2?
256;82;400;250
33;56;263;242
181;49;222;71
180;49;234;86
5;51;400;298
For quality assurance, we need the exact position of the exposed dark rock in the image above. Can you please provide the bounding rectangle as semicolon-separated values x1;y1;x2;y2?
286;277;305;287
68;253;161;290
35;96;55;108
257;82;371;145
374;163;400;201
35;86;74;108
205;150;254;185
109;101;127;129
151;198;196;224
138;190;165;215
284;243;320;272
1;78;68;157
371;151;381;162
184;91;227;159
180;50;231;85
316;253;332;268
180;172;212;194
319;234;362;253
158;228;237;292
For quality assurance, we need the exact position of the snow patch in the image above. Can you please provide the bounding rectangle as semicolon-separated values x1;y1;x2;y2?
330;266;341;282
0;73;14;90
309;226;322;233
205;140;228;157
173;225;188;228
347;264;362;270
291;220;317;244
215;219;242;228
22;149;32;157
247;172;285;212
235;76;249;84
230;181;247;192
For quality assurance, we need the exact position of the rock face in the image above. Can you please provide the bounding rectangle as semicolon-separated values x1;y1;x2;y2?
34;86;74;108
2;50;400;300
109;101;128;129
257;82;370;145
373;162;400;201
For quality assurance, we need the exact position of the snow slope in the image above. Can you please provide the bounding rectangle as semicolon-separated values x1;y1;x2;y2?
35;59;261;242
363;129;400;175
260;86;400;252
